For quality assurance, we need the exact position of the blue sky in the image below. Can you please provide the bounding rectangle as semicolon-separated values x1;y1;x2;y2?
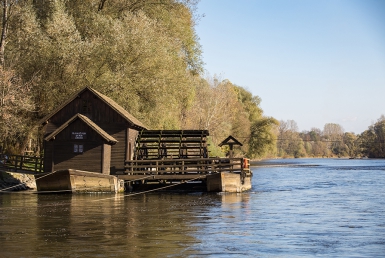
196;0;385;134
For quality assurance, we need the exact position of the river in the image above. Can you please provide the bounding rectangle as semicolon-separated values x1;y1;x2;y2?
1;158;384;257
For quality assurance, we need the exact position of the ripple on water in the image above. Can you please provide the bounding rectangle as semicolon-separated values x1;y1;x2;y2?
1;159;385;257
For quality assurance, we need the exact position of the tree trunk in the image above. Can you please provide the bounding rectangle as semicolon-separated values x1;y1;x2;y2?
0;0;9;67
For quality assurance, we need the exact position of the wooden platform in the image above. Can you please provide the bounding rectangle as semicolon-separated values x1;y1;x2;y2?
118;157;252;192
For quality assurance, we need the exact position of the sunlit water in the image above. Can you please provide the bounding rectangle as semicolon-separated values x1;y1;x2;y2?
1;158;384;257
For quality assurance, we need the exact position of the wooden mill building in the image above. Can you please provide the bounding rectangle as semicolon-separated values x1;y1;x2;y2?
37;86;252;193
40;87;147;174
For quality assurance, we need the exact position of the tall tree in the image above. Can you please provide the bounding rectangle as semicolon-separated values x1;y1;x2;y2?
7;0;202;128
0;0;12;67
344;132;358;157
184;76;239;142
277;120;303;157
360;115;385;158
0;67;34;153
323;123;345;156
248;117;278;158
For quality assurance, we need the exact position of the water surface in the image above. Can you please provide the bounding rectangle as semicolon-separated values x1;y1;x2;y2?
1;158;384;257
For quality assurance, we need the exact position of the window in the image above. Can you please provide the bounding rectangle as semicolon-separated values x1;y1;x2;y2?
74;144;84;153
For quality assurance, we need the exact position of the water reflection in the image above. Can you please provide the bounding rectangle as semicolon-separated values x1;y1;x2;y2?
0;192;254;257
1;159;385;257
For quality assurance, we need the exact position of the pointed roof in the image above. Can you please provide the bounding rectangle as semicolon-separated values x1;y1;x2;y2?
218;135;243;147
45;114;118;144
39;86;147;130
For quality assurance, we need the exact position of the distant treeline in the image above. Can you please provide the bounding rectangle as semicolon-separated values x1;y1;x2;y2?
0;0;277;158
274;116;385;159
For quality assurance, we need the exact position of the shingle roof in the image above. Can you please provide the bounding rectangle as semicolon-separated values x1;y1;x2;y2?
39;86;148;130
45;113;118;144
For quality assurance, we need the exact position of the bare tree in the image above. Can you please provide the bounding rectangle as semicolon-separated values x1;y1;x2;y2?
0;0;17;67
0;67;35;153
323;123;344;140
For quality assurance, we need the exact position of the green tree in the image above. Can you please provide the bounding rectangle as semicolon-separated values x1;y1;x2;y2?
360;115;385;158
1;0;280;159
248;117;278;158
7;0;202;129
277;120;302;157
343;132;358;157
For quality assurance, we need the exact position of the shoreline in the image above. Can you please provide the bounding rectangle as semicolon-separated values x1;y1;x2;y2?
0;171;36;192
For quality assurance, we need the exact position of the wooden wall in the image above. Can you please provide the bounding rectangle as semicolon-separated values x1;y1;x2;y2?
43;141;54;172
102;144;111;174
127;128;139;160
43;89;143;173
45;90;129;132
47;119;105;173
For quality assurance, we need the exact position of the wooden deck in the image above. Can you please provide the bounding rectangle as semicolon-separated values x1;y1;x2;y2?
118;157;251;182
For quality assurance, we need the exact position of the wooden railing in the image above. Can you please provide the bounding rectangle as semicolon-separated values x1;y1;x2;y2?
0;154;43;173
124;157;249;176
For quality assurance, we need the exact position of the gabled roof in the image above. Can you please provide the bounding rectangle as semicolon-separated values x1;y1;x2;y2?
45;114;118;144
39;86;147;130
218;135;243;147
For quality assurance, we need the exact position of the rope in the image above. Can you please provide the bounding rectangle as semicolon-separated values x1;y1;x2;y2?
124;174;154;183
0;170;59;192
92;174;210;202
1;168;218;200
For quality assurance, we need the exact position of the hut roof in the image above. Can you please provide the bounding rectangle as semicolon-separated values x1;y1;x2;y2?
45;113;118;144
218;135;243;147
39;86;147;130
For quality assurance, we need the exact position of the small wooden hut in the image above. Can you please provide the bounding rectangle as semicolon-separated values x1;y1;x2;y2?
40;87;147;174
218;135;243;158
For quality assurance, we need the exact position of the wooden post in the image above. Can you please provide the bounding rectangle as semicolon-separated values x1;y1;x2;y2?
40;157;43;173
229;143;234;158
19;156;23;170
126;128;130;161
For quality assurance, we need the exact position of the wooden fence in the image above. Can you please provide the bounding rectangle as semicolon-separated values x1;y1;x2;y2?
124;158;250;175
0;154;43;173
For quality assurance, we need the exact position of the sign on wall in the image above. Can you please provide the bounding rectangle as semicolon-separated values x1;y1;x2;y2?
71;132;87;140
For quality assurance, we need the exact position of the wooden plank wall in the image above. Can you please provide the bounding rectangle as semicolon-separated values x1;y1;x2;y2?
53;142;102;172
102;144;111;174
43;89;142;173
51;119;104;173
43;141;54;172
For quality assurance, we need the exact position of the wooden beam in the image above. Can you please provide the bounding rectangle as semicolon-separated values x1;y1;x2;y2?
117;174;207;180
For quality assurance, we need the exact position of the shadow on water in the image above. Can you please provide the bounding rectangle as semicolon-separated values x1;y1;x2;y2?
1;192;251;257
1;158;385;257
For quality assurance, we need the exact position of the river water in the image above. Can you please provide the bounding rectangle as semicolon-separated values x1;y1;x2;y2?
1;158;384;257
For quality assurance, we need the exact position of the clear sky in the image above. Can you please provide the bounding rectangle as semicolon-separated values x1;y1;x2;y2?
196;0;385;134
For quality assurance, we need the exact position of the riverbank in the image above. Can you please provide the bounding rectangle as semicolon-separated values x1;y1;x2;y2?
0;171;36;191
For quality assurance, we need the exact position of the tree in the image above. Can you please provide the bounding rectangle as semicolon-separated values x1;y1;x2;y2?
323;123;344;140
233;85;278;157
360;115;385;158
323;123;345;156
0;0;12;66
343;132;358;157
1;0;279;159
0;67;34;153
184;76;239;144
277;120;302;157
6;1;202;129
248;117;278;158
